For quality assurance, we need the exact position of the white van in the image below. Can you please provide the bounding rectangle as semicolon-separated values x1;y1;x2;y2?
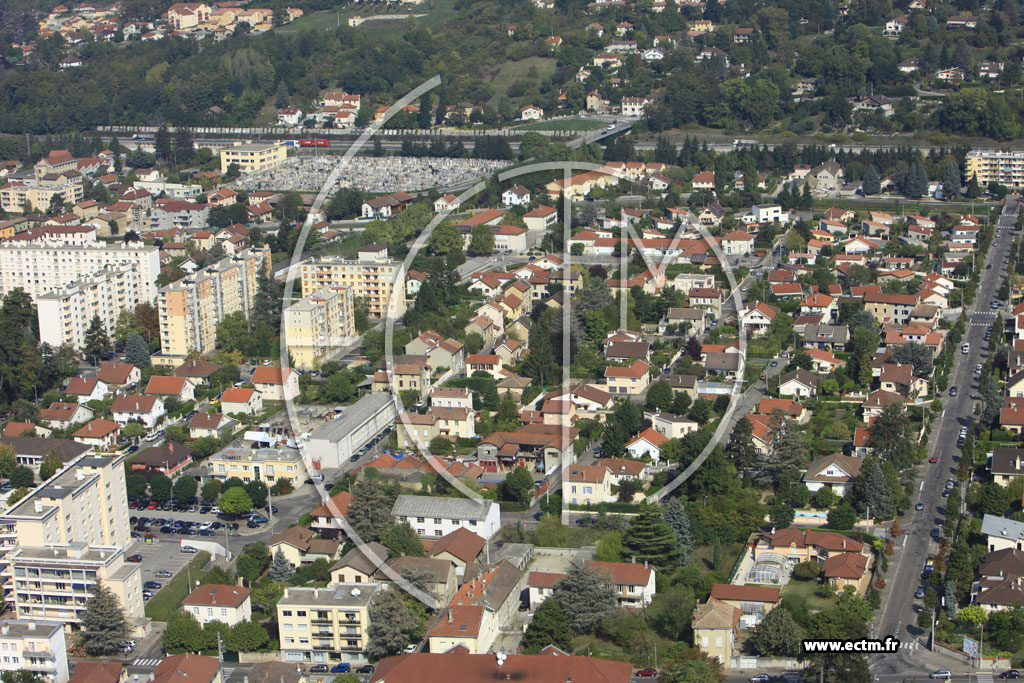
962;343;970;354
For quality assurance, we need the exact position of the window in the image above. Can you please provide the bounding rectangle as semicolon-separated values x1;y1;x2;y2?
221;608;227;617
434;530;442;537
416;517;424;523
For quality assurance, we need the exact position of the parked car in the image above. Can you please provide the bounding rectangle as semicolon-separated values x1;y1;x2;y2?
330;663;351;673
156;570;172;578
749;676;771;683
181;545;198;553
930;671;952;680
309;665;328;673
356;665;375;674
143;581;162;590
635;669;659;678
126;554;143;563
1000;671;1021;679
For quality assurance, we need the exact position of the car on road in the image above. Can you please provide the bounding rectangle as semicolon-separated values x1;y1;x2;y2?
356;665;375;674
749;675;771;683
181;545;198;553
635;669;659;678
929;456;938;463
1000;671;1021;678
126;554;142;563
607;123;616;130
949;386;957;396
309;665;328;673
330;663;351;673
915;588;926;599
963;343;970;354
930;671;952;680
916;502;925;510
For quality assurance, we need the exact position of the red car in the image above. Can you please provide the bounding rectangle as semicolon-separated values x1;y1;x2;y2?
929;456;938;463
635;669;659;678
126;554;143;563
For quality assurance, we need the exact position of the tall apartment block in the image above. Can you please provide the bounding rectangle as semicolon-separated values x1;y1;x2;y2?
0;620;70;683
966;150;1024;187
283;285;356;370
157;247;270;359
299;244;407;319
0;243;160;351
276;584;379;667
0;453;144;629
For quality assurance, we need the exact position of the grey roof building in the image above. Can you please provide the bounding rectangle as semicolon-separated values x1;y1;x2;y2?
307;392;398;469
391;495;501;540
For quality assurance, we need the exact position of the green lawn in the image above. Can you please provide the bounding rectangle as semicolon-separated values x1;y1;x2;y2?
517;119;605;132
144;551;212;622
485;57;558;107
779;577;837;612
276;0;456;34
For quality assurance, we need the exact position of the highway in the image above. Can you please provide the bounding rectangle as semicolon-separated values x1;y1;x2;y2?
869;196;1018;678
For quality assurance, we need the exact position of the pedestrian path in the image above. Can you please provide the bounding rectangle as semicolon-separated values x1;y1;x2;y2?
977;673;993;683
131;658;162;668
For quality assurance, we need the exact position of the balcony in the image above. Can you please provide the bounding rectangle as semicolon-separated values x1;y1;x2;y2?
312;643;335;651
314;631;334;637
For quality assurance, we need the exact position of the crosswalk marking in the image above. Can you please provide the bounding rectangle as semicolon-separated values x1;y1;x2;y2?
977;673;993;683
131;658;161;667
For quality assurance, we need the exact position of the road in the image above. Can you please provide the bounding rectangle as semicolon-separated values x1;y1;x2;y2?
869;196;1018;676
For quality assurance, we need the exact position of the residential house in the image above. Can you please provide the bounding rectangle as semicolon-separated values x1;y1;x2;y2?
392;495;501;540
605;360;651;396
268;525;340;567
802;453;863;496
111;394;165;429
182;584;252;626
625;428;669;463
778;369;819;399
221;387;263;416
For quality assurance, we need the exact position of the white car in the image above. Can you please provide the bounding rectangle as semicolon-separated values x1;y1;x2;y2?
607;124;615;130
180;545;198;553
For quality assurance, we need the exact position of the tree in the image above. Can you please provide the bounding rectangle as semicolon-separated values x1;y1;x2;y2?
891;342;933;379
755;606;803;656
268;549;294;582
80;580;130;655
122;422;146;441
661;651;726;683
851;462;894;520
172;475;198;504
551;561;618;633
201;479;222;502
219;486;254;516
688;397;712;424
943;160;961;198
468;224;495;255
903;161;927;199
126;473;148;499
367;586;420;659
251;270;281;335
522;599;573;653
427;223;463;255
154;125;172;162
38;452;62;481
769;502;795;529
9;466;32;489
236;543;270;583
757;414;807;487
664;498;694;564
0;445;15;482
861;165;880;196
381;522;426;557
532;514;567;547
124;332;150;368
966;172;981;198
274;80;290;108
224;621;269;652
622;506;681;567
827;503;857;530
500;466;534;505
617;479;639;503
149;473;172;502
595;530;624;562
163;611;209;652
1;672;45;683
645;380;674;412
347;478;395;541
728;416;759;472
83;315;111;363
244;480;268;508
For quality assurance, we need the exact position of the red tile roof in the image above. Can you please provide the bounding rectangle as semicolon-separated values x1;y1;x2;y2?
182;584;251;608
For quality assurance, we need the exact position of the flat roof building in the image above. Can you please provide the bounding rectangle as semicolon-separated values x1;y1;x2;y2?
307;392;398;470
220;141;287;174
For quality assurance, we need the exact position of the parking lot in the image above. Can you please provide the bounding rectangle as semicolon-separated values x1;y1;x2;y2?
125;535;211;600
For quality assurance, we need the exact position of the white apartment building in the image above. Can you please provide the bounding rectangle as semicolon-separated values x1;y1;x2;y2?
283;286;356;370
0;178;84;215
0;453;143;627
157;247;270;359
966;150;1024;187
37;264;153;350
0;620;69;683
391;496;501;540
0;243;160;302
300;246;407;319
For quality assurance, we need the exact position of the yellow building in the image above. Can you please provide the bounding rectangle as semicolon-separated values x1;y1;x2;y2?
206;446;306;487
156;247;269;359
0;453;144;628
283;286;356;370
219;142;287;174
276;584;378;667
300;245;407;319
0;178;83;214
693;600;739;665
966;150;1024;187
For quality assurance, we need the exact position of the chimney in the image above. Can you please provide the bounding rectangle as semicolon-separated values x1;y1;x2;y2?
448;610;453;624
644;560;648;570
1;624;8;635
34;501;42;513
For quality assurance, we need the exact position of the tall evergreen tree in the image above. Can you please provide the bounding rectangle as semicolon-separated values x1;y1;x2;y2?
551;562;618;633
154;126;172;162
861;165;880;195
664;498;694;564
851;462;894;520
418;92;432;129
942;160;961;198
966;172;981;198
124;331;150;368
521;600;573;653
172;127;194;167
251;269;282;334
347;478;394;542
83;315;111;364
269;549;294;582
109;136;122;173
80;580;130;655
622;506;682;567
